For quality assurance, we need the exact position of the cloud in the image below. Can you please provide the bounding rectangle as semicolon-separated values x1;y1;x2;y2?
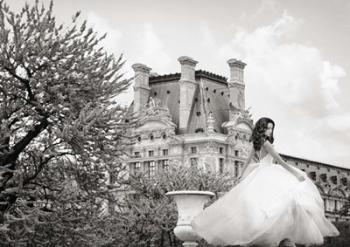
215;12;346;114
136;23;171;74
207;12;348;166
321;61;346;110
86;11;123;54
113;23;173;106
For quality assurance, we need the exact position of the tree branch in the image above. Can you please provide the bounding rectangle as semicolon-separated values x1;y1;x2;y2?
0;117;48;191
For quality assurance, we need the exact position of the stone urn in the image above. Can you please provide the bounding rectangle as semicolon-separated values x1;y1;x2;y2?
166;190;215;247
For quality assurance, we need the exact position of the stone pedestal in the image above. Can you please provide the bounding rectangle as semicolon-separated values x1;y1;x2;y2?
166;190;215;246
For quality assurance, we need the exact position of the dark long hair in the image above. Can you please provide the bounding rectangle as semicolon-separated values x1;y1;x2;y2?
250;117;275;151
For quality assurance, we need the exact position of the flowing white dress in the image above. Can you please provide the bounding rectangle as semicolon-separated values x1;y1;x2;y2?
191;154;339;246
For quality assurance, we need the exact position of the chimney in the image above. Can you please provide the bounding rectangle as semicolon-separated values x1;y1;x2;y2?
227;59;246;112
178;56;198;134
132;63;151;114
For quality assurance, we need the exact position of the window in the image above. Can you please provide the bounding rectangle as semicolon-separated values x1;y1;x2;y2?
134;151;140;158
190;146;197;154
133;162;141;174
219;147;224;154
160;160;169;171
234;161;239;177
162;134;167;139
308;171;316;180
190;158;198;167
148;150;154;157
137;136;142;142
195;128;204;133
150;161;156;177
330;175;337;185
144;161;150;173
162;149;168;156
234;150;239;157
219;158;224;174
149;134;154;141
341;177;347;186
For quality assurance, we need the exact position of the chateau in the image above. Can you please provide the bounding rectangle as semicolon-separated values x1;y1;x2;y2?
128;56;350;222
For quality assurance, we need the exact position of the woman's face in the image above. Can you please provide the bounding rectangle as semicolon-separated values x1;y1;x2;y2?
265;122;274;137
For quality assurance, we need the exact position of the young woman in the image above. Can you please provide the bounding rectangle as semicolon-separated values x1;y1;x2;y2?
191;117;339;247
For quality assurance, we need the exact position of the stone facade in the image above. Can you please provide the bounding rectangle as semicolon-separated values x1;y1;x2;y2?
127;56;350;222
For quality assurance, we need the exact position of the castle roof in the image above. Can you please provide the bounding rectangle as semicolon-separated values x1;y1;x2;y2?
149;70;228;85
148;70;230;134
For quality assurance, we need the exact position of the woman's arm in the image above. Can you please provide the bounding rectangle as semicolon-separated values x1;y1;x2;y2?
262;140;305;182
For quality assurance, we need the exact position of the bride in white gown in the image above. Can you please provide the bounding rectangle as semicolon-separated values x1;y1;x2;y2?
191;117;339;247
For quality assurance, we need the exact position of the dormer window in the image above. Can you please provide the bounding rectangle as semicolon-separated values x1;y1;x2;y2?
330;175;337;185
195;128;204;133
308;171;316;180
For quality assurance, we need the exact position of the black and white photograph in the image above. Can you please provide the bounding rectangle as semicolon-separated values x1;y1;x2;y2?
1;0;349;246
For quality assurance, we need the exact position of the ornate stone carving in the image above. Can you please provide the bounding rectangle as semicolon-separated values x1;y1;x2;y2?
134;96;176;138
207;111;215;133
205;141;218;153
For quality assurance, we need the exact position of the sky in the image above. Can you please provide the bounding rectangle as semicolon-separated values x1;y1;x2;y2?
9;0;350;168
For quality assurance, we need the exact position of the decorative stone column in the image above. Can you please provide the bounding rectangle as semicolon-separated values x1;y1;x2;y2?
132;63;151;114
166;190;215;247
206;111;215;133
178;56;198;134
227;59;246;120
